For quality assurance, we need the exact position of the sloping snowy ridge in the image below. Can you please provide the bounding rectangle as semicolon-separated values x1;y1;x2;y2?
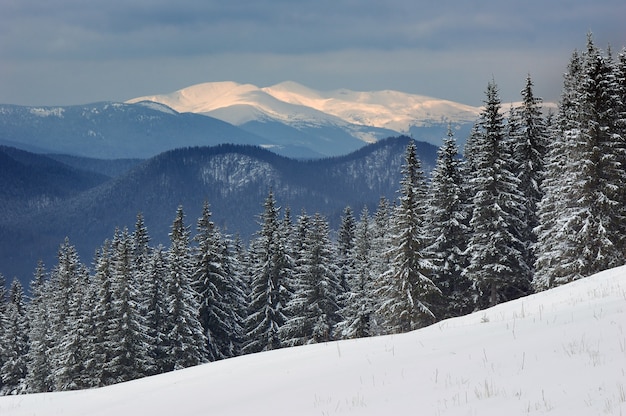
2;266;625;415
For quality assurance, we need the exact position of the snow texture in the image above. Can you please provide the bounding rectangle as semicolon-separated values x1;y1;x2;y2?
2;265;625;415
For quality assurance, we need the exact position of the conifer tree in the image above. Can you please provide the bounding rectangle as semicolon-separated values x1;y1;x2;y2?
534;50;585;290
47;238;89;391
513;75;548;235
193;201;245;361
337;206;377;338
371;197;392;288
377;141;439;333
424;128;472;318
464;81;531;307
24;262;54;393
535;36;626;289
164;206;208;370
131;212;152;324
90;241;117;386
53;261;94;391
0;279;29;395
505;75;548;292
337;206;357;293
143;246;169;374
244;192;291;354
281;213;342;345
0;274;7;394
105;228;152;383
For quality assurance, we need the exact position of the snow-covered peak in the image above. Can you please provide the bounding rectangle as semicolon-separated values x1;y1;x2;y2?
127;81;482;133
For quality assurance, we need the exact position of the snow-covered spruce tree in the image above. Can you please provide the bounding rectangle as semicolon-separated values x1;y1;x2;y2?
424;128;472;319
193;200;246;361
281;213;342;345
54;262;95;390
0;274;7;394
377;141;439;333
535;37;626;289
464;81;531;308
104;228;152;383
24;262;54;393
616;47;626;234
90;241;117;386
0;279;29;395
507;76;548;286
534;50;585;290
46;238;92;391
243;192;291;354
164;206;208;371
131;213;152;324
511;75;548;242
337;206;377;339
337;206;357;294
371;197;392;285
143;246;169;375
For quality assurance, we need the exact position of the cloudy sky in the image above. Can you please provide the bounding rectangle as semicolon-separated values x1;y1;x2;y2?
1;0;624;107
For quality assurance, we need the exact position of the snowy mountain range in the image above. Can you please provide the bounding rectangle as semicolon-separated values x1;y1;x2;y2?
127;81;481;152
2;264;624;415
0;82;480;160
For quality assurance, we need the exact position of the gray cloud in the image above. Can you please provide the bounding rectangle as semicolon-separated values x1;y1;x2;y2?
1;0;624;106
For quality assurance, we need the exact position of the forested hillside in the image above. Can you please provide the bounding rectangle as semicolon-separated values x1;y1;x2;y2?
0;136;437;282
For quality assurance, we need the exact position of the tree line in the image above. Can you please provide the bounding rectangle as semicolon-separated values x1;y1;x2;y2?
1;34;625;395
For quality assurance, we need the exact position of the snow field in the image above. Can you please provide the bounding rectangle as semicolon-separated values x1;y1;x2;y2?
1;265;625;415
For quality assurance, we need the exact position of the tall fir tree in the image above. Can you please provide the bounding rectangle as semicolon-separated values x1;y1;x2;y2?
91;241;118;386
424;128;472;318
534;50;585;290
105;228;152;383
244;192;291;354
377;141;439;333
53;261;93;391
47;238;89;391
24;262;54;393
337;206;377;338
193;201;245;361
464;81;531;307
143;246;170;375
281;213;342;345
337;206;357;293
0;273;7;394
0;279;29;395
164;206;208;371
512;75;548;238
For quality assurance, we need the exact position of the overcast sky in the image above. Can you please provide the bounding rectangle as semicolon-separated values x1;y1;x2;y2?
1;1;624;107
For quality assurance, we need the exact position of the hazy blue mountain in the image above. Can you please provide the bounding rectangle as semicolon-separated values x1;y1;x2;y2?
0;137;437;285
0;101;276;159
0;146;110;221
46;154;144;178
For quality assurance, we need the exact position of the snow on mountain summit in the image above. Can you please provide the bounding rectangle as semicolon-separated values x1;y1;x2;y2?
127;81;481;133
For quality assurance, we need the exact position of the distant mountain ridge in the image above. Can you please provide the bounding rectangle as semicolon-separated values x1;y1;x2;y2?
0;136;438;284
0;82;480;161
128;81;480;133
0;101;276;159
128;81;481;149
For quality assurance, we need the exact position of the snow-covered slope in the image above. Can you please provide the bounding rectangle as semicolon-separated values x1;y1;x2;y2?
3;266;625;416
127;81;481;147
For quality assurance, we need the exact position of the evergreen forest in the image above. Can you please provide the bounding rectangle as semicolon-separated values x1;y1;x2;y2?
1;35;625;395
